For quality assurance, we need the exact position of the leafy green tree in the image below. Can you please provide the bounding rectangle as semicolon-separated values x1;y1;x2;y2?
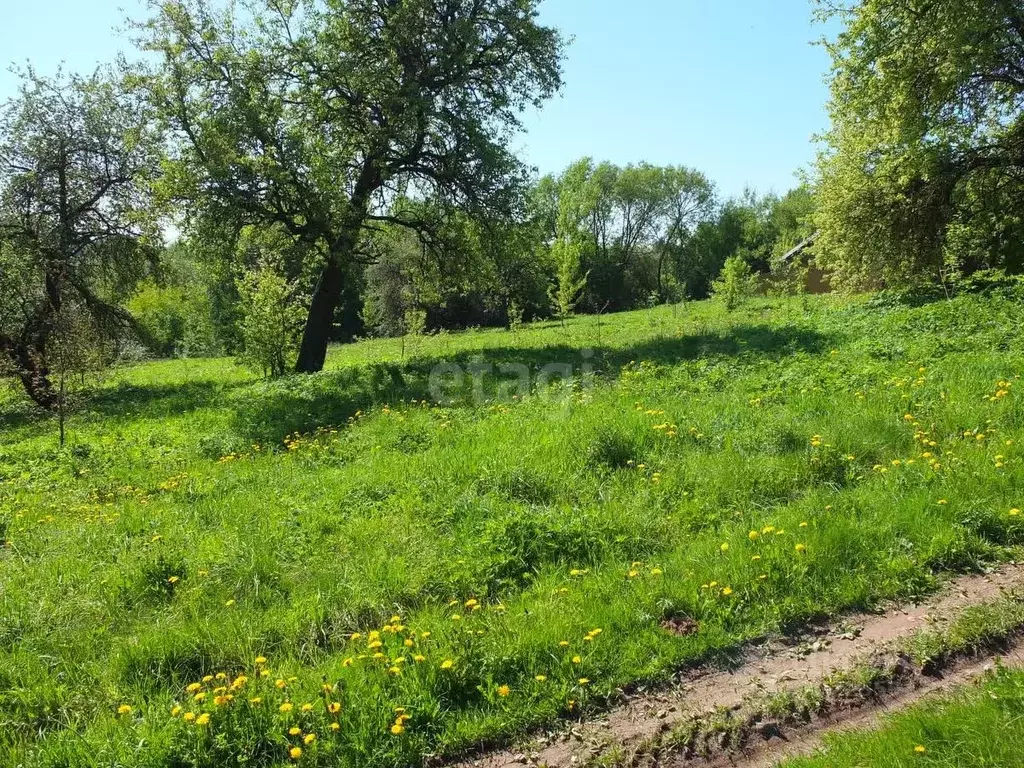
138;0;564;373
814;0;1024;288
236;264;305;378
0;68;160;407
126;280;217;358
656;167;716;300
547;159;592;324
712;253;757;310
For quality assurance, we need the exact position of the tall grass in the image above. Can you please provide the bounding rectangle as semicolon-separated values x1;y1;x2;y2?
1;293;1023;766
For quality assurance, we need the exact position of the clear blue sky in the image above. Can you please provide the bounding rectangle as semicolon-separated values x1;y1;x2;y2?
0;0;836;197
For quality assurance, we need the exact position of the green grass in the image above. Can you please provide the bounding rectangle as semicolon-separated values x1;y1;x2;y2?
2;293;1024;767
782;665;1024;767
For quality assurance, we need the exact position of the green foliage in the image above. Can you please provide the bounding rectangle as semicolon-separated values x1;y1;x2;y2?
127;281;217;358
712;255;757;310
507;301;525;334
0;67;161;406
137;0;565;372
783;666;1024;768
236;266;305;378
536;159;717;310
814;0;1024;289
548;238;589;324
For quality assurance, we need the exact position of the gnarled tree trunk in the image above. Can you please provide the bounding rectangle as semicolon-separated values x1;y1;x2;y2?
295;258;346;374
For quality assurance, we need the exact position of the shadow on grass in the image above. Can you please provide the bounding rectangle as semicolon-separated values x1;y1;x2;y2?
233;323;835;443
0;378;247;432
3;323;833;442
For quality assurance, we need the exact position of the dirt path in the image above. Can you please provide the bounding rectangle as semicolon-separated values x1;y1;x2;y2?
456;564;1024;768
700;643;1024;768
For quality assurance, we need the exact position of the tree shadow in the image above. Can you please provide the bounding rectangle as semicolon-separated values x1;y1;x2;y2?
1;379;247;432
233;323;835;443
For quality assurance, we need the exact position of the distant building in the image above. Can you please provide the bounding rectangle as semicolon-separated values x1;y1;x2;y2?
776;231;830;293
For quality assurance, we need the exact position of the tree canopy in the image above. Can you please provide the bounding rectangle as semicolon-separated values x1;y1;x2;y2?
814;0;1024;288
138;0;565;372
0;69;161;406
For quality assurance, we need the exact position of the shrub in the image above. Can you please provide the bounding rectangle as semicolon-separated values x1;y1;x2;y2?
236;265;305;378
712;254;758;310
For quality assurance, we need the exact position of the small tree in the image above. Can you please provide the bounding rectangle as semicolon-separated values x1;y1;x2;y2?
48;306;110;447
507;300;524;334
548;239;589;326
0;69;160;407
400;307;427;361
712;255;758;311
236;266;304;378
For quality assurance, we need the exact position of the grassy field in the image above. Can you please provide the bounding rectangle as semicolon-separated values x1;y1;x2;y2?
2;292;1024;767
783;665;1024;767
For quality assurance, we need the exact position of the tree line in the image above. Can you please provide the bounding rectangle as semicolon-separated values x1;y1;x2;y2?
2;0;1023;410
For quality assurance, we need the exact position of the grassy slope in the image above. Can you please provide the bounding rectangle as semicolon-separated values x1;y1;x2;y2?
782;666;1024;767
1;294;1023;767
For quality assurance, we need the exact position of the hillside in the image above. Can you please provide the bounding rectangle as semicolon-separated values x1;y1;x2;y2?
2;293;1024;767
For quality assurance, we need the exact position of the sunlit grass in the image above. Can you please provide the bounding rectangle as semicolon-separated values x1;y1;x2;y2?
1;293;1023;766
783;665;1024;768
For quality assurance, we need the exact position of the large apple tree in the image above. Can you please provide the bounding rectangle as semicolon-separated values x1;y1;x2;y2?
138;0;564;372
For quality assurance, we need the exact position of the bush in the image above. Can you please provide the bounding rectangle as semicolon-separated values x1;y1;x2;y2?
711;254;757;310
236;265;305;378
127;281;217;358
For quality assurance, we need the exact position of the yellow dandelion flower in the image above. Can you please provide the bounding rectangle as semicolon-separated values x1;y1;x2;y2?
497;684;511;697
304;734;316;745
578;678;590;685
390;723;405;735
572;655;582;664
289;746;302;759
535;675;547;682
280;702;294;713
183;711;196;722
795;543;807;553
255;656;267;664
195;713;210;726
440;659;454;670
117;704;132;716
330;722;340;732
289;727;302;736
328;702;341;714
720;542;730;553
914;745;926;754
